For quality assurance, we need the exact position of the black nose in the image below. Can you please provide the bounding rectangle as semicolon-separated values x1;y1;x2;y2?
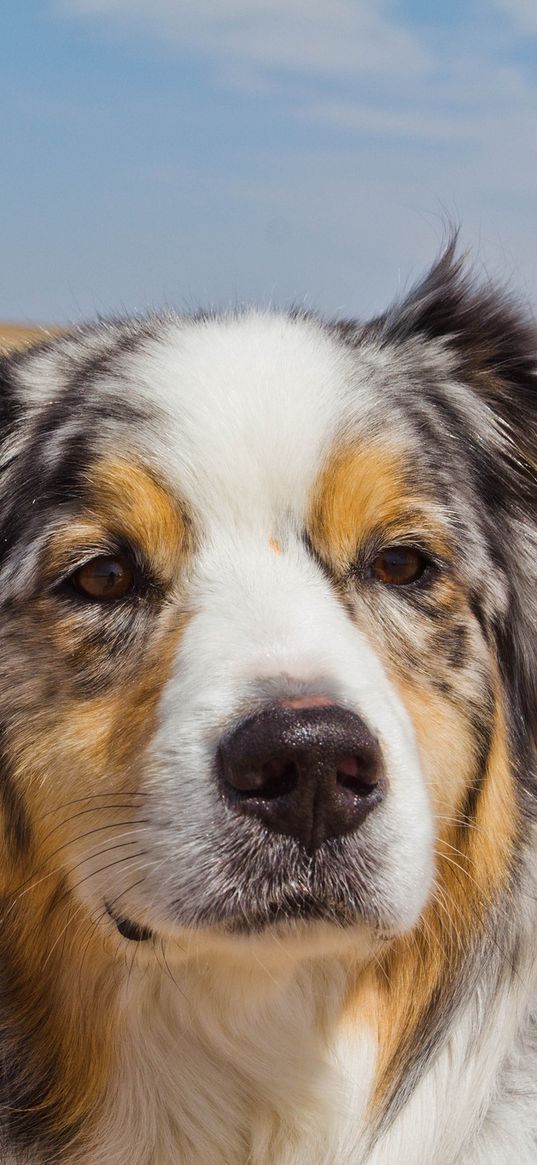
217;704;384;852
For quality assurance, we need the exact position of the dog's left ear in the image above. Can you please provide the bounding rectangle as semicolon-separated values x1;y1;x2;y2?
378;241;537;757
378;239;537;480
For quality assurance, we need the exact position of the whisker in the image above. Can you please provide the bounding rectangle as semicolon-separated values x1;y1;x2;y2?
35;816;150;859
41;896;92;971
5;825;149;912
158;939;190;1003
437;839;471;860
428;886;465;955
434;847;497;913
43;859;157;973
76;863;158;976
67;849;148;891
105;874;153;915
435;813;481;832
39;791;149;820
77;902;111;974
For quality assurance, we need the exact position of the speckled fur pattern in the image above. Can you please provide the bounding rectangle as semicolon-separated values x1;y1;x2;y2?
1;244;537;1163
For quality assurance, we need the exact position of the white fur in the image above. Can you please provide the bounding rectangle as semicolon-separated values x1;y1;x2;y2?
79;924;537;1165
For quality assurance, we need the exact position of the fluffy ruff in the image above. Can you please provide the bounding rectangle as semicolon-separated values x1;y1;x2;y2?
1;244;537;1163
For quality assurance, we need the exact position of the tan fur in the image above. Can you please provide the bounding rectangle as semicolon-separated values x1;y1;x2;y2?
338;688;516;1122
86;459;191;578
309;442;452;572
1;881;120;1141
369;684;516;1109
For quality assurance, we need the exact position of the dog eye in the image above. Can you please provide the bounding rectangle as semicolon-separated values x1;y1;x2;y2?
71;555;134;600
368;546;428;586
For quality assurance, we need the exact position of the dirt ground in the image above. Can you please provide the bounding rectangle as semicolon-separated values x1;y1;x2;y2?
0;323;60;355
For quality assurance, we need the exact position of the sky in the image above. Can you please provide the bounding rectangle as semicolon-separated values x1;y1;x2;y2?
3;1;537;324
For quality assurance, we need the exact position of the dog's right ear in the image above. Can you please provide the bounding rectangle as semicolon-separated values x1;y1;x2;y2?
375;238;537;481
0;358;19;441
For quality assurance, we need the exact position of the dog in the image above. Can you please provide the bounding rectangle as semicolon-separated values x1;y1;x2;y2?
1;243;537;1164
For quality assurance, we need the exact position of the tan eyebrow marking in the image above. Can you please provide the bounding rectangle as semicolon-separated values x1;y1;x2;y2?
44;458;191;585
87;459;189;578
309;440;451;570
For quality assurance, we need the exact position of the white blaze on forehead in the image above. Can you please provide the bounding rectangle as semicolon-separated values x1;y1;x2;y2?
129;312;359;525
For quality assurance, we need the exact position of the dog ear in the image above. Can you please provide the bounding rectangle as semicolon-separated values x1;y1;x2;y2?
0;358;19;443
378;238;537;477
380;242;537;762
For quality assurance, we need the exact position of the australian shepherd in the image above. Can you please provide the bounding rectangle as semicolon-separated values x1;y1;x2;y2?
1;244;537;1163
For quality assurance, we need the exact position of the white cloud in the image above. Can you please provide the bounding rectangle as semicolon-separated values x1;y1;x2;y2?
493;0;537;33
58;0;431;79
299;100;475;142
300;56;537;145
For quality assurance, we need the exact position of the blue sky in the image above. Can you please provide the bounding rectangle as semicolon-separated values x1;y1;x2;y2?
3;1;537;323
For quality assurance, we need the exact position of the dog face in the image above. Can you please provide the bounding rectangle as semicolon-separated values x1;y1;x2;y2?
1;249;535;964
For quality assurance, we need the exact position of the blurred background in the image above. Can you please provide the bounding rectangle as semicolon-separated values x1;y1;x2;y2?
2;1;537;331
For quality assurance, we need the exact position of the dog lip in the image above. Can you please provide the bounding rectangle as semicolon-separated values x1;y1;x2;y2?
186;877;370;933
215;898;358;934
105;901;153;942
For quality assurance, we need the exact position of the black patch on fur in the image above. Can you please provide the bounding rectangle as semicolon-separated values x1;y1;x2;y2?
376;244;537;761
431;623;468;670
0;985;80;1163
67;322;155;395
448;623;468;669
374;238;537;510
460;707;495;824
378;240;537;438
0;727;32;862
0;359;19;437
493;605;537;801
468;589;489;638
0;326;154;573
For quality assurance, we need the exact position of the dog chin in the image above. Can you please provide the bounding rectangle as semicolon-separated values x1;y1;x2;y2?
103;826;429;951
108;867;412;955
106;891;375;942
188;888;376;935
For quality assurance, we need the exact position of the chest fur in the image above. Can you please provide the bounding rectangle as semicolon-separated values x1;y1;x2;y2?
83;964;374;1165
67;959;536;1165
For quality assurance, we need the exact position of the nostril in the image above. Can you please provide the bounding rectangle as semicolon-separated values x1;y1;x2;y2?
234;758;299;800
336;752;380;796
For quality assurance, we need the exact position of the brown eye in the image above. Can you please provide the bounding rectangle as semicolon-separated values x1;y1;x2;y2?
72;555;134;600
369;546;428;586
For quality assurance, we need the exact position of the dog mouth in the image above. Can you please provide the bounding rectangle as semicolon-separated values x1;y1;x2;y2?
105;833;386;940
195;842;380;935
105;881;367;942
105;901;153;942
106;891;362;942
213;893;359;934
